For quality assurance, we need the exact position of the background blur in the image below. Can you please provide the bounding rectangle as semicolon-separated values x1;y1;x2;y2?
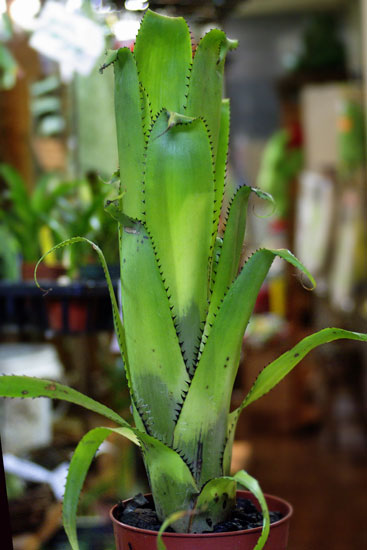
0;1;366;550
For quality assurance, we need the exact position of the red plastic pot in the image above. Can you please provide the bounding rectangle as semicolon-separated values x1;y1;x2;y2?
110;490;293;550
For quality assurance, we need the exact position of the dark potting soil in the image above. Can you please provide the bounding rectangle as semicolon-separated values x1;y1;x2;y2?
114;493;283;533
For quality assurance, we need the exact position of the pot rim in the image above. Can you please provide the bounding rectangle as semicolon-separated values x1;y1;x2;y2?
109;490;293;539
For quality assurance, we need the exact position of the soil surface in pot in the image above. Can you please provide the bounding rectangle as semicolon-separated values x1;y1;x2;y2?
114;493;283;533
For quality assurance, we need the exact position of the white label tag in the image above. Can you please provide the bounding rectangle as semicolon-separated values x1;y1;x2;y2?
30;2;105;81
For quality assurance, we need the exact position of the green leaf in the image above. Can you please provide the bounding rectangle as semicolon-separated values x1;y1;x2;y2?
34;238;130;386
0;164;31;226
134;10;192;116
173;248;315;486
208;184;252;323
233;470;270;550
207;185;275;336
185;30;237;159
114;47;146;219
241;328;367;410
189;477;236;532
211;99;230;241
120;220;190;443
141;435;199;533
222;411;238;476
0;376;133;430
64;426;139;550
144;110;215;370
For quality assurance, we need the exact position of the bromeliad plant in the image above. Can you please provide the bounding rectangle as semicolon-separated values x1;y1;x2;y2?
1;10;366;550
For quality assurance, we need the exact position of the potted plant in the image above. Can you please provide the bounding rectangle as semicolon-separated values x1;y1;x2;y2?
0;164;69;280
1;10;366;550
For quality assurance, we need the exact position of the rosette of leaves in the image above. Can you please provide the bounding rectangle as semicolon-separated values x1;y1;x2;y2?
1;11;366;550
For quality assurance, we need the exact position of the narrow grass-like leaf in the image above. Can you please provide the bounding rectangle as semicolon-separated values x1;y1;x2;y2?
233;470;270;550
173;248;315;486
64;426;139;550
120;221;190;443
114;48;146;219
0;376;132;429
134;10;192;116
34;237;131;392
144;111;215;370
241;328;367;410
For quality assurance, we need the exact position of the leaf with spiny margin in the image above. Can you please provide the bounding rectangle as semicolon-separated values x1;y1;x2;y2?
173;248;315;487
204;186;274;353
185;30;237;160
120;220;190;444
239;328;367;411
134;10;192;116
189;477;236;532
63;425;198;549
140;84;152;139
144;110;215;371
208;184;251;320
0;376;134;432
34;237;129;377
140;435;199;533
222;410;238;476
114;48;146;219
233;470;270;550
63;426;139;550
211;99;230;244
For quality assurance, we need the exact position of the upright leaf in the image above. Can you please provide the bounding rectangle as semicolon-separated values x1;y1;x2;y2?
173;248;315;486
120;220;190;444
114;48;146;219
141;435;199;533
211;99;230;243
134;10;192;116
207;185;274;337
144;111;215;370
185;30;237;159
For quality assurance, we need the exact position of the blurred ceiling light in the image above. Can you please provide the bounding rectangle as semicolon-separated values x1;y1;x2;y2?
113;17;140;41
125;0;149;12
0;0;7;16
9;0;41;29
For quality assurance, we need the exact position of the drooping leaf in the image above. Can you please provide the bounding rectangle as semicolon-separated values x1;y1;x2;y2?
34;237;131;389
185;30;237;159
114;47;146;219
233;470;270;550
173;248;315;486
144;110;215;370
240;328;367;410
189;476;236;533
120;220;190;443
0;376;132;430
134;10;192;116
64;426;139;550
